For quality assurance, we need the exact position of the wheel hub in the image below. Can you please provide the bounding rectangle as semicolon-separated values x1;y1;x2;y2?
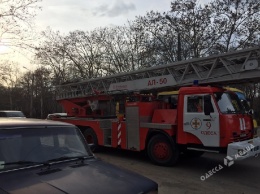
153;142;170;159
86;135;93;144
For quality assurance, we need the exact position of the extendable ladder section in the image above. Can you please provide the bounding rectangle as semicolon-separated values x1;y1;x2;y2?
56;47;260;100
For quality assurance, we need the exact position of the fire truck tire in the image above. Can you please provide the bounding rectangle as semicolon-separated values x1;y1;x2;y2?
83;128;99;152
147;134;179;166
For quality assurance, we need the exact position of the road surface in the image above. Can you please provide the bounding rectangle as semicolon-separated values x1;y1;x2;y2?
95;148;260;194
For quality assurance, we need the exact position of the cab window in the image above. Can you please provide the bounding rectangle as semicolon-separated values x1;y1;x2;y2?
187;95;214;113
187;96;203;112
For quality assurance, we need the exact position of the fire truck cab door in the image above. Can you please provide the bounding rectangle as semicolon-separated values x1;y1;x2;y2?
183;94;220;147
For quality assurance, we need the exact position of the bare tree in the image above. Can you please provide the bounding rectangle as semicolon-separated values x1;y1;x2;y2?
101;26;145;74
35;29;71;84
18;66;57;118
0;0;41;50
133;11;181;64
33;67;52;118
63;30;105;79
36;28;106;82
169;0;217;58
0;61;21;109
35;0;260;84
210;0;260;52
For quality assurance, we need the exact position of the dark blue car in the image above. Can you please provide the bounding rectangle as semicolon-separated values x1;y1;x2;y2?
0;118;158;194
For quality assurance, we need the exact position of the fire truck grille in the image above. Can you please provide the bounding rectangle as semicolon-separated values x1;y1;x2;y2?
230;132;251;142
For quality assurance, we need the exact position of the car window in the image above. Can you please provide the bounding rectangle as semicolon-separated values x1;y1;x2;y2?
0;112;7;117
6;112;25;117
0;126;90;170
0;111;25;117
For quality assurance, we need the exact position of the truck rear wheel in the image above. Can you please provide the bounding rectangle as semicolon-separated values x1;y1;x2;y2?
147;134;179;166
83;128;99;152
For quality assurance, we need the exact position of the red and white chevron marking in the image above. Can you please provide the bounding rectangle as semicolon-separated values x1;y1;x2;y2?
117;121;122;146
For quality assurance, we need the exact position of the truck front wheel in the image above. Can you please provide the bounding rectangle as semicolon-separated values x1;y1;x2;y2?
147;134;179;166
83;128;99;152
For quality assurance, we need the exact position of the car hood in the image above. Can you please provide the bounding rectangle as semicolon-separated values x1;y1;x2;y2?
0;159;157;194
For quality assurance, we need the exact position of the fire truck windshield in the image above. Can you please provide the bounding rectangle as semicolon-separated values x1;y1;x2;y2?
214;92;243;114
235;92;251;112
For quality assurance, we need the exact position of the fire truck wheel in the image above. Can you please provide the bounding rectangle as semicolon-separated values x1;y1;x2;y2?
83;128;99;152
147;134;179;166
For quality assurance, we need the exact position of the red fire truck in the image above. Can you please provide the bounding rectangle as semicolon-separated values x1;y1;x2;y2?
50;47;260;166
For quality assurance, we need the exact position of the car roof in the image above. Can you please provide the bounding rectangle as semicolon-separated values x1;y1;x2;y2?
48;113;67;116
0;110;23;112
0;118;73;128
51;113;67;114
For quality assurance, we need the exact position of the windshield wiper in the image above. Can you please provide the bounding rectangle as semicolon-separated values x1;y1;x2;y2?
2;160;45;166
1;156;94;168
47;155;92;163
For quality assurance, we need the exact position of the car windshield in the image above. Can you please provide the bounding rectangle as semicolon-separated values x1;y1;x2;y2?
0;126;90;171
214;92;243;114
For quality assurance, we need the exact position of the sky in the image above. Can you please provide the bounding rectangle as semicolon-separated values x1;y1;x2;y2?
0;0;209;70
35;0;173;33
1;0;173;69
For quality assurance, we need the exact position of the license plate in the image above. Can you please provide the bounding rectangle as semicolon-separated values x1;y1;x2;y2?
240;133;246;137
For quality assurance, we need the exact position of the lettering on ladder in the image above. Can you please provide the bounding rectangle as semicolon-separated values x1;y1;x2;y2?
117;120;122;146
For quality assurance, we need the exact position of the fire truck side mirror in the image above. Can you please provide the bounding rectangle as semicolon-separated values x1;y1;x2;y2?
248;109;254;115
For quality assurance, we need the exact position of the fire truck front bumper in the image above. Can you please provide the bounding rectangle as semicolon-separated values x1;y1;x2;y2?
227;137;260;160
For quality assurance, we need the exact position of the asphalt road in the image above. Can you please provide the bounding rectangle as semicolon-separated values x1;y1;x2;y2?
95;148;260;194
